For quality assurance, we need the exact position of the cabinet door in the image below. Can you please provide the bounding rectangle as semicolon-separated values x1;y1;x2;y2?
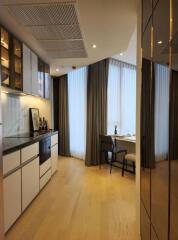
38;59;44;98
3;169;21;232
0;27;10;87
23;44;31;94
44;64;50;99
51;144;58;175
22;157;39;211
31;51;38;96
12;38;23;90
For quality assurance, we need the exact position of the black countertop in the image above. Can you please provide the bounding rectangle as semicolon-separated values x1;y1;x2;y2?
3;130;58;155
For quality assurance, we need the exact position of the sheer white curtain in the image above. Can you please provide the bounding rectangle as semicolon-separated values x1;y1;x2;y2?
68;67;87;160
107;59;136;135
154;63;169;161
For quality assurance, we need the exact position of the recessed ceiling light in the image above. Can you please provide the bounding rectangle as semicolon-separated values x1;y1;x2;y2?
158;41;163;45
56;68;59;72
120;53;123;56
92;44;96;48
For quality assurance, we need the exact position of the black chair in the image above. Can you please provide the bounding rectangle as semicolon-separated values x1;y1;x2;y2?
99;135;127;174
122;153;136;176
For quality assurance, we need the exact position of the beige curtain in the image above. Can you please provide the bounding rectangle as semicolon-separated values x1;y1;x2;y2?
58;74;70;156
85;59;109;166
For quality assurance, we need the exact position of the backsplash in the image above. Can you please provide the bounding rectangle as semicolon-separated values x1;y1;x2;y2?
2;93;52;137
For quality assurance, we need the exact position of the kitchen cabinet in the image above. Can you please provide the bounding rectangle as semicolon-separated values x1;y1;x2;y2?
23;44;42;97
38;59;50;99
40;158;51;190
0;27;10;87
44;63;50;99
3;150;20;176
21;142;39;164
23;44;31;94
12;37;22;90
31;51;38;96
38;59;45;98
51;134;58;175
40;168;51;190
3;169;21;232
51;133;58;146
22;157;39;211
0;26;23;91
1;24;50;98
51;144;58;175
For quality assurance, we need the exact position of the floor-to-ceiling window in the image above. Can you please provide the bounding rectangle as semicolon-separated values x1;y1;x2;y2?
107;59;136;135
154;63;169;162
68;67;87;159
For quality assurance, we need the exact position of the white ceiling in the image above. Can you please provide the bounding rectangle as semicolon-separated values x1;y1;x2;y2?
113;27;137;66
0;0;137;76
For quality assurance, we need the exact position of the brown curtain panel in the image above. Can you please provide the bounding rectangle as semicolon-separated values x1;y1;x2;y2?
169;70;178;160
141;58;155;169
58;74;70;156
85;59;109;166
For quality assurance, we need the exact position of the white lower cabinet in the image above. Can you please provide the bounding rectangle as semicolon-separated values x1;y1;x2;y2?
51;144;58;175
40;169;51;190
3;169;21;232
22;157;39;211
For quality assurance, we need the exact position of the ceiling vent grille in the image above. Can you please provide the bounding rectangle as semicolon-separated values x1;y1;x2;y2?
6;1;87;59
8;4;78;26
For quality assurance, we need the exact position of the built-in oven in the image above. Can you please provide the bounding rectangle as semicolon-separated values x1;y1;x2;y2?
39;137;51;165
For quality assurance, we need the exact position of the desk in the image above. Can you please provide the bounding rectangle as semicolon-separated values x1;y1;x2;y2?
111;135;136;154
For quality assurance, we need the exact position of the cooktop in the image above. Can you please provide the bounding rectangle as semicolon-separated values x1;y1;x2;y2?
6;131;51;138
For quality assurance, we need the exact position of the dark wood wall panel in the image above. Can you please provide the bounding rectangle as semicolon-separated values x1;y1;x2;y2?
141;201;151;240
151;1;170;240
141;0;175;239
170;1;178;239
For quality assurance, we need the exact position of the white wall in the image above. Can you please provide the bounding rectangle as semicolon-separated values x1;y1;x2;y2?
2;93;52;137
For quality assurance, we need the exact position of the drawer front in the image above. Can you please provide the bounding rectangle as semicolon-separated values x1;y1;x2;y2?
22;157;39;211
40;169;51;190
40;158;51;177
51;134;58;147
3;151;20;176
51;144;58;175
3;169;21;232
21;142;39;164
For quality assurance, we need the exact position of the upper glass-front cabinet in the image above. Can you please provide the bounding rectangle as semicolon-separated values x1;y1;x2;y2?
0;25;50;97
0;26;23;91
1;27;10;86
13;38;22;90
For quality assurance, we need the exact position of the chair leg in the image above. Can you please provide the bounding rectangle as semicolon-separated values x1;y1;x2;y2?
122;158;125;176
99;151;102;169
110;152;114;174
105;151;108;163
133;161;135;174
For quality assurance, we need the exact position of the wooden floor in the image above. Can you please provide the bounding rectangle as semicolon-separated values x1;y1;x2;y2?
5;157;139;240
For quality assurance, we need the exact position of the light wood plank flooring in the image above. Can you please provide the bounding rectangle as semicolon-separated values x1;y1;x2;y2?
5;157;139;240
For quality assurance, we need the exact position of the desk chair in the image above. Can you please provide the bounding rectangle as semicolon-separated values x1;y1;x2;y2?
122;153;136;176
99;135;127;174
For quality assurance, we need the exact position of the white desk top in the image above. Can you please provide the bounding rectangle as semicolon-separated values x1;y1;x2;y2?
111;135;136;143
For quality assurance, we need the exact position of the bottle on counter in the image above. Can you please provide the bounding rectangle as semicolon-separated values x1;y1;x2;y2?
39;117;43;131
42;117;48;131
